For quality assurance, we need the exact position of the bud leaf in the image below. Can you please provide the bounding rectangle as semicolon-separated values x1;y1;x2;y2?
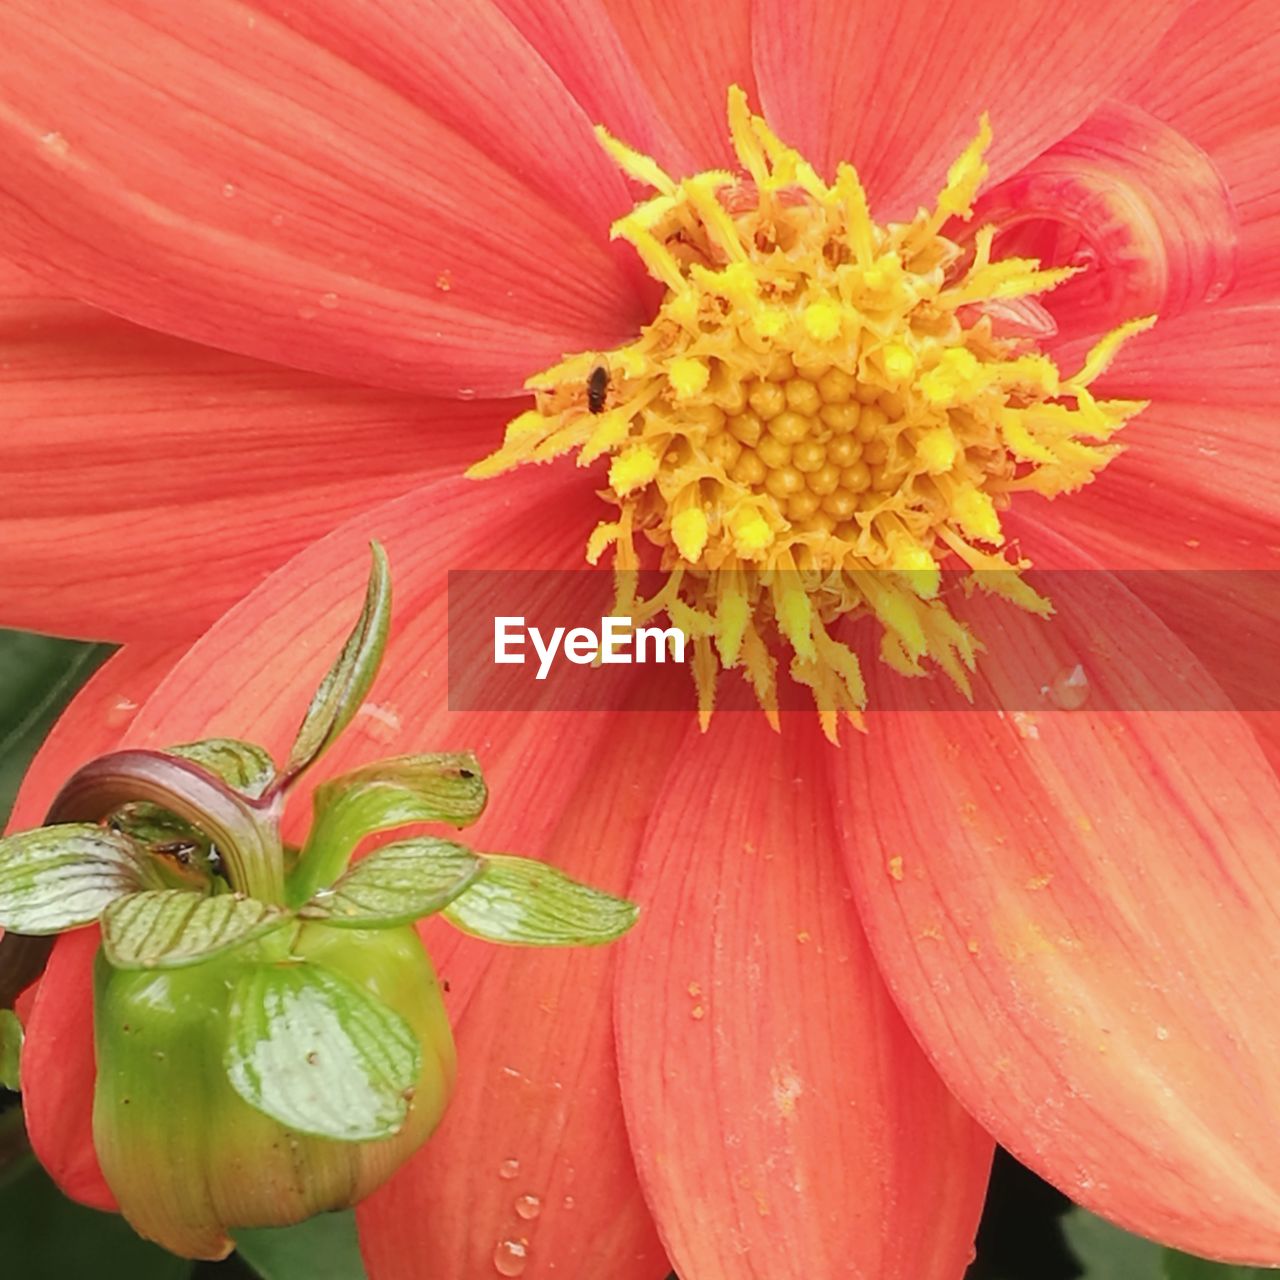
0;825;152;934
169;739;277;800
0;1008;22;1090
281;543;392;789
101;890;293;970
299;837;482;928
289;753;485;906
443;855;639;946
225;962;421;1142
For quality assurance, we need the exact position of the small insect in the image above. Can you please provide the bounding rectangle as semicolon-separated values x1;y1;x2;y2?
586;360;610;414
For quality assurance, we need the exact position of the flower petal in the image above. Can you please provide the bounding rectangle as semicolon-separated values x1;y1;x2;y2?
837;552;1280;1261
597;0;757;170
362;716;681;1280
0;1;644;397
490;0;699;178
13;642;188;1212
969;101;1237;336
1121;0;1280;304
0;282;506;640
751;0;1189;212
616;714;992;1279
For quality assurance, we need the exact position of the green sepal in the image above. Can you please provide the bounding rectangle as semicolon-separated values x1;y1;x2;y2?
101;890;293;970
0;1008;22;1091
168;739;277;800
0;824;153;934
279;543;391;790
442;854;639;946
224;960;421;1142
299;837;482;928
289;753;485;906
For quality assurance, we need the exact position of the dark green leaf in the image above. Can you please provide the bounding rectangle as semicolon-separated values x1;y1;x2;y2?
225;962;420;1141
443;854;639;946
0;824;151;934
281;543;392;788
0;1009;22;1091
101;890;292;970
1062;1207;1163;1279
300;836;482;927
290;753;485;905
0;632;112;828
235;1212;367;1280
1164;1251;1272;1280
0;1156;192;1280
169;739;277;800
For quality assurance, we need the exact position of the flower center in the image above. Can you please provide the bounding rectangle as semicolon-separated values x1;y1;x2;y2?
471;88;1152;739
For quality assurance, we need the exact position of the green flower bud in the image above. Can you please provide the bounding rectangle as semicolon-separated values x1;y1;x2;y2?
92;922;453;1259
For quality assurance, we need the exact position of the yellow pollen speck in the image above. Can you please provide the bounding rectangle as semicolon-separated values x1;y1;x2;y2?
474;89;1153;732
803;298;842;341
669;355;710;399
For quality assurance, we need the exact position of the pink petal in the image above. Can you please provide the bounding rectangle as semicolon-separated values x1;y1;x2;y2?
1120;0;1280;304
752;0;1189;212
0;282;506;640
0;1;645;397
362;716;682;1280
616;714;992;1279
969;101;1237;337
490;0;699;178
598;0;757;169
837;554;1280;1261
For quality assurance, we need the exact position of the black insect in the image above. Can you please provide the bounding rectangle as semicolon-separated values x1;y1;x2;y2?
586;360;610;414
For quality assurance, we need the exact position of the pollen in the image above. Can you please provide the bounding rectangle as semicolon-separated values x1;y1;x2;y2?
470;87;1153;739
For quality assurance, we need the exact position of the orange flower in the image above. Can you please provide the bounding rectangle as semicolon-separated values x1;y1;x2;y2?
3;1;1280;1277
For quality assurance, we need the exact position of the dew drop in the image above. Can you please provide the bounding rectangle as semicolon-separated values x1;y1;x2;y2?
319;291;340;310
1047;663;1090;711
1155;1025;1170;1041
497;1157;520;1180
562;1194;576;1210
297;305;318;321
40;131;70;158
514;1194;541;1221
457;387;478;401
492;1239;527;1277
355;701;401;743
222;182;237;198
106;696;139;729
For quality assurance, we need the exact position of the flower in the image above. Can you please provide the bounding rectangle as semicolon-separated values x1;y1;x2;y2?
3;1;1280;1277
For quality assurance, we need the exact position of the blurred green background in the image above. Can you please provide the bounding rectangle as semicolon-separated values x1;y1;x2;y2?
0;629;1267;1280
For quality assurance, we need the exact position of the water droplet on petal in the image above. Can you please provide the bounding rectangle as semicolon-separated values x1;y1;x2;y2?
493;1239;527;1277
457;387;477;401
319;291;340;310
562;1194;575;1210
1047;663;1090;710
1155;1025;1170;1041
106;696;139;729
497;1158;520;1180
355;701;401;743
222;182;237;198
514;1194;541;1221
297;305;318;321
40;131;70;158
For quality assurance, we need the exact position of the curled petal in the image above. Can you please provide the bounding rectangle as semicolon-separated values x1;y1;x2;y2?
971;101;1237;336
616;715;991;1279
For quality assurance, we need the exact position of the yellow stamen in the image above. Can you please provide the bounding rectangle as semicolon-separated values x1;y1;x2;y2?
474;89;1153;734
